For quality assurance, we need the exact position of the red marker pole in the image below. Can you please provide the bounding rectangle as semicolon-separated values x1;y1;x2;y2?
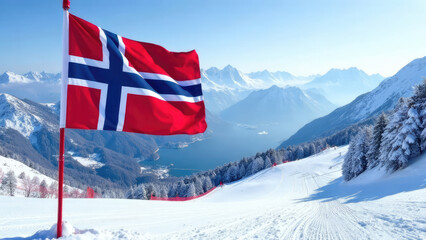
57;1;70;238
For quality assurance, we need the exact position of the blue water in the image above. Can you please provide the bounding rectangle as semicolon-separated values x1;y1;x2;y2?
141;124;293;176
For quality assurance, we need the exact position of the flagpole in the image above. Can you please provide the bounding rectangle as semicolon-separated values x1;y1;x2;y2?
57;128;65;238
57;0;70;238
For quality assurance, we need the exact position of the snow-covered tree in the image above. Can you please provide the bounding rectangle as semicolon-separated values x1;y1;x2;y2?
351;127;372;177
249;157;264;175
379;98;411;172
201;176;213;191
23;176;35;197
64;185;70;195
342;137;357;181
2;170;17;196
367;114;388;169
295;146;304;159
18;172;26;179
39;180;48;198
185;182;196;197
0;168;4;183
401;107;422;156
237;163;246;179
49;182;58;198
412;79;426;152
264;156;272;169
225;164;238;183
70;189;81;198
194;177;204;195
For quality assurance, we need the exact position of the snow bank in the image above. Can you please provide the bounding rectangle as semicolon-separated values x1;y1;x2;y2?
22;222;142;240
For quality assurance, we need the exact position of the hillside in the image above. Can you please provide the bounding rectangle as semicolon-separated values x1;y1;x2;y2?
280;56;426;148
1;146;424;239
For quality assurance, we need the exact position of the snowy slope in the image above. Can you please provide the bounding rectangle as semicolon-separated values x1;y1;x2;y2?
1;146;424;239
281;56;426;147
0;155;80;197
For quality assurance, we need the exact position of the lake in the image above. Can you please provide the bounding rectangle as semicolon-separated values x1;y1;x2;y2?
141;124;293;177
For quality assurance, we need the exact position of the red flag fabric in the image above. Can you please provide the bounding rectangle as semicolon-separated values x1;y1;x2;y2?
60;13;207;135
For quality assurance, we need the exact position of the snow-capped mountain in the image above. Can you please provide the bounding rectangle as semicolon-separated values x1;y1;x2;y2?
201;66;315;113
0;71;60;84
302;67;384;105
221;85;336;130
247;70;314;87
202;65;313;91
0;71;61;103
0;71;34;84
0;93;57;138
280;56;426;148
23;71;61;83
202;65;263;90
248;70;295;86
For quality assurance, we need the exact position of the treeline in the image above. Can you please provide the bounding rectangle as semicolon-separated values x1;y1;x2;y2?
343;80;426;181
127;117;370;200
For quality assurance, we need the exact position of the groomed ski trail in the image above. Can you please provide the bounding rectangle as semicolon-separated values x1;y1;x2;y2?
1;146;425;240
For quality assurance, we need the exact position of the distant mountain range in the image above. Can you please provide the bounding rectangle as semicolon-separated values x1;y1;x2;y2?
303;67;384;105
0;71;60;84
0;71;61;103
280;56;426;148
200;65;382;113
1;65;383;112
221;86;335;130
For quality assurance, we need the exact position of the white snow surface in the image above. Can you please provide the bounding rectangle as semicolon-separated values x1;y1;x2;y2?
68;152;104;169
1;146;425;239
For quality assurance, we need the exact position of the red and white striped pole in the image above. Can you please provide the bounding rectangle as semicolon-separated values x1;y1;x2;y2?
57;0;70;238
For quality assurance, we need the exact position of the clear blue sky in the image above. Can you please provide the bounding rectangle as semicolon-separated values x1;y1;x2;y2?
0;0;425;77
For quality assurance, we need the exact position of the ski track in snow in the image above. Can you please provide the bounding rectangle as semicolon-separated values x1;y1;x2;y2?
0;146;425;240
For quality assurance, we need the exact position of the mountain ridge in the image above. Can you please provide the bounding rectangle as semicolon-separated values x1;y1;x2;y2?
280;56;426;148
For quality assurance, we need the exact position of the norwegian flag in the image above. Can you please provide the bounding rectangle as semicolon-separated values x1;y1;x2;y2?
60;13;207;135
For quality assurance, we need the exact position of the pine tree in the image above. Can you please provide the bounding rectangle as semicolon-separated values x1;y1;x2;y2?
342;137;357;181
380;98;411;172
264;156;272;169
134;185;147;199
225;165;238;183
201;176;213;191
250;157;264;175
367;114;388;169
412;79;426;152
237;163;246;179
185;182;196;197
400;107;422;158
351;127;372;177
